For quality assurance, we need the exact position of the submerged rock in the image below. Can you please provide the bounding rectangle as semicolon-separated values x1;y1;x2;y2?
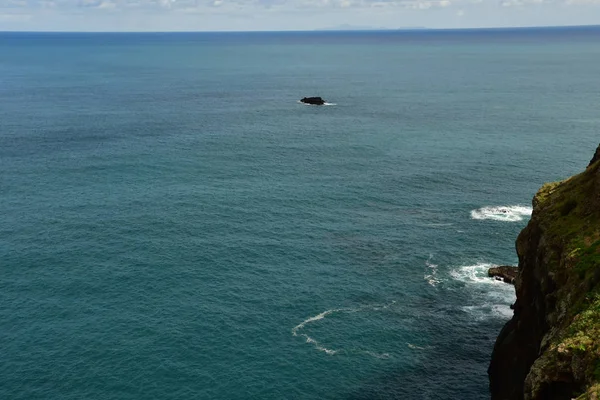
488;265;518;284
300;97;326;105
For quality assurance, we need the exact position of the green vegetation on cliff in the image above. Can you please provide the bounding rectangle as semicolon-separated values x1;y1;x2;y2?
489;145;600;400
525;153;600;399
534;163;600;278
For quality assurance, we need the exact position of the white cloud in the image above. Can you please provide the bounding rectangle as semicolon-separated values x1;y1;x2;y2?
2;0;600;12
565;0;600;4
500;0;522;6
1;0;600;30
401;0;456;9
0;11;31;19
97;0;115;8
2;0;28;7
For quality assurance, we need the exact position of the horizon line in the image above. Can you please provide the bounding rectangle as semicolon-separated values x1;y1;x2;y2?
1;23;599;34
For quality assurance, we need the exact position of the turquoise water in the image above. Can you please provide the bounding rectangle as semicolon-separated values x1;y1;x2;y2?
1;28;600;399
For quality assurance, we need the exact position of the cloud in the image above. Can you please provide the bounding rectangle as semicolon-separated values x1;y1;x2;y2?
564;0;600;4
97;0;115;8
499;0;549;6
0;11;31;19
1;0;599;31
499;0;521;6
2;0;27;7
2;0;600;12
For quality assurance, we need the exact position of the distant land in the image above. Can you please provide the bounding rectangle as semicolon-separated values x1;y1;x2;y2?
319;24;427;31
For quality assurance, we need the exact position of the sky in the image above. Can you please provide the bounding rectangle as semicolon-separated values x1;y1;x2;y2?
0;0;599;31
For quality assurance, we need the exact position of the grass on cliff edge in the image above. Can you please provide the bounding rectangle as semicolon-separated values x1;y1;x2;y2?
563;293;600;399
536;159;600;395
534;160;600;279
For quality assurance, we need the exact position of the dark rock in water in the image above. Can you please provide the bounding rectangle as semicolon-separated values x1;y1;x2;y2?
588;143;600;167
301;97;326;105
488;265;518;285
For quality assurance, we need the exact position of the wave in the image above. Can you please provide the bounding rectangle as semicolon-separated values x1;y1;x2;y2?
450;262;498;285
461;304;513;320
422;223;454;227
424;254;441;287
451;263;516;320
450;262;517;296
303;335;338;355
363;351;391;359
297;101;337;106
470;205;532;222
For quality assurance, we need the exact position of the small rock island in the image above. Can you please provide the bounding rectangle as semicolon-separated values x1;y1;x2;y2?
300;97;326;105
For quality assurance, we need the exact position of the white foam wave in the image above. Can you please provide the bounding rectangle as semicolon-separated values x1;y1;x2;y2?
451;263;496;285
451;263;516;287
363;351;391;359
461;304;513;320
302;334;338;355
470;205;532;222
423;223;454;227
292;309;339;333
297;100;336;106
492;304;514;318
371;300;396;311
424;254;441;287
407;343;426;350
451;263;516;320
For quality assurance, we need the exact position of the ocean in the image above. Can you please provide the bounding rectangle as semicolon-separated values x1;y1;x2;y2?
1;27;599;399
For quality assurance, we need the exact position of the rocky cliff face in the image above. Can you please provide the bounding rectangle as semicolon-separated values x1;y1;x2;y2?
489;144;600;400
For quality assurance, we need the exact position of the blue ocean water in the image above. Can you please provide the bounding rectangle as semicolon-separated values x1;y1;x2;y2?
1;27;599;399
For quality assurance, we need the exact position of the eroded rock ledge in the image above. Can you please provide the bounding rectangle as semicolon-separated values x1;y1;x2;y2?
488;265;518;284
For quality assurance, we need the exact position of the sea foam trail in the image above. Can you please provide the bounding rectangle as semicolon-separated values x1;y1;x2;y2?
292;308;347;355
363;351;391;359
292;302;396;356
470;205;532;222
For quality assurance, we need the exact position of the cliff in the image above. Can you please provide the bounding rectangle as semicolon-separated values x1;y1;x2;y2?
489;144;600;400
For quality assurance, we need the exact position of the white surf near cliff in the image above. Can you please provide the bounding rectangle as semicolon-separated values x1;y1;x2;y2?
451;263;516;320
470;205;533;222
